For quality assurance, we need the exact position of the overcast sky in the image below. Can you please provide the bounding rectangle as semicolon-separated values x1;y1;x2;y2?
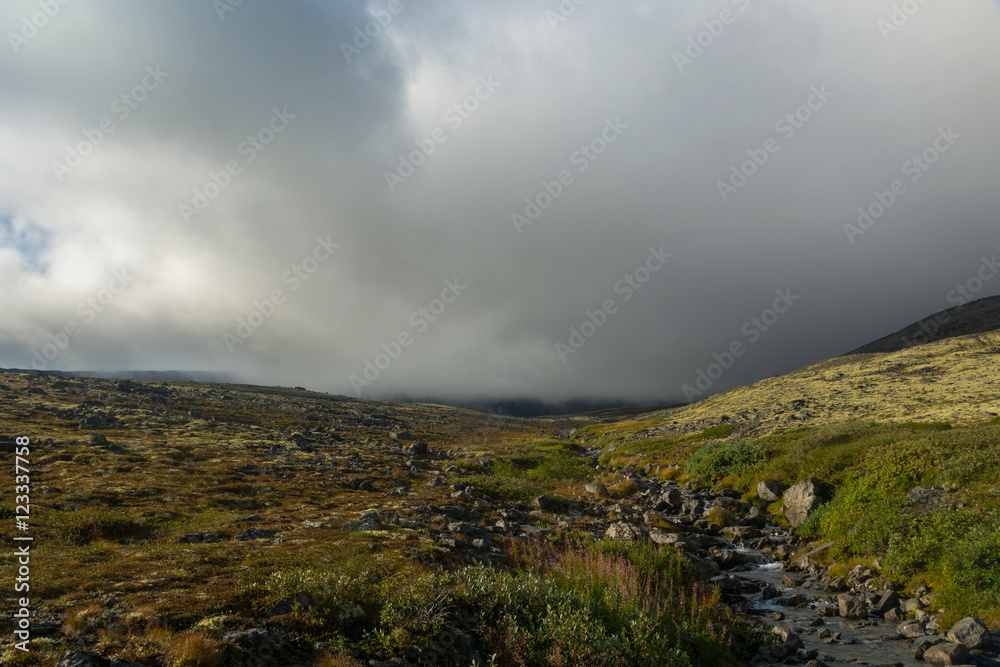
1;0;999;405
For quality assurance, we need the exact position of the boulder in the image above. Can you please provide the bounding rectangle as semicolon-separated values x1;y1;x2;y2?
783;479;824;526
532;495;560;511
584;482;608;496
661;488;684;510
837;593;867;619
757;479;785;502
946;616;991;649
923;642;970;665
872;590;899;616
897;619;926;638
605;521;643;542
771;626;805;652
233;528;273;541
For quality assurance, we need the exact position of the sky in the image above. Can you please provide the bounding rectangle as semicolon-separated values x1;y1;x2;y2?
1;0;999;406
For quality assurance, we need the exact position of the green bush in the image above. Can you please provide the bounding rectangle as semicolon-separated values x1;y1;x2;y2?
685;440;773;481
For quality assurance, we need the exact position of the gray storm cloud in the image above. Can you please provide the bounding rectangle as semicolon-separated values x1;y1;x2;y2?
1;0;999;405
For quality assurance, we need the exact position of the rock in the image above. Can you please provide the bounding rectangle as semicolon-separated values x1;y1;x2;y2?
914;637;941;661
233;528;273;541
56;652;143;667
897;619;926;638
606;521;643;542
584;482;608;496
783;479;824;526
403;441;428;457
757;479;785;502
390;431;413;441
90;434;109;446
922;642;970;664
740;505;769;528
837;593;868;620
661;488;684;509
946;616;991;649
223;628;289;658
772;626;805;652
907;485;945;505
532;495;560;511
872;590;899;616
680;499;704;516
342;511;385;532
716;550;744;569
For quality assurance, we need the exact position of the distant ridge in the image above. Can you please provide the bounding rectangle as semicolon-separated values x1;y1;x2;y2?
0;369;238;383
847;295;1000;355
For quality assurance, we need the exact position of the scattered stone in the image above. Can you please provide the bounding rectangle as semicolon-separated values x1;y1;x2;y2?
922;642;970;664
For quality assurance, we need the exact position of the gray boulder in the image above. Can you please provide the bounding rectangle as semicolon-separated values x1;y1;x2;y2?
783;479;823;526
946;616;991;649
923;642;970;664
837;593;868;619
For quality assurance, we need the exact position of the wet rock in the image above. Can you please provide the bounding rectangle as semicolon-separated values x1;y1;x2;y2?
772;626;805;652
897;619;926;638
946;616;991;649
783;478;824;526
922;642;970;664
740;505;769;528
872;590;900;616
716;550;744;569
757;479;786;502
837;593;868;619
